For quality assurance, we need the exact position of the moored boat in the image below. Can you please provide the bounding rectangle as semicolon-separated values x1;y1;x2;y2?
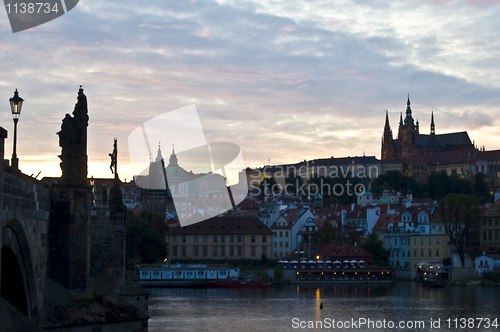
208;275;272;288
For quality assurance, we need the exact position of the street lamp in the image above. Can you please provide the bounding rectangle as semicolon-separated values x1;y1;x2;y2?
9;89;24;169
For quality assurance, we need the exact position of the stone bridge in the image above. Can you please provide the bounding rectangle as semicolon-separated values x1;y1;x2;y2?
0;87;148;331
0;127;50;323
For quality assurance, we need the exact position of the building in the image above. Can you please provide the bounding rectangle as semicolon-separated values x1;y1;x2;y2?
270;206;315;259
474;253;500;275
167;215;273;260
480;200;500;248
381;96;474;160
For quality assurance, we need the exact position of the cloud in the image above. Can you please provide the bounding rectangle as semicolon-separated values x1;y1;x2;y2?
0;0;500;180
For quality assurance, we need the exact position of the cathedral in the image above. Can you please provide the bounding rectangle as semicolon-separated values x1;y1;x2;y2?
381;95;474;160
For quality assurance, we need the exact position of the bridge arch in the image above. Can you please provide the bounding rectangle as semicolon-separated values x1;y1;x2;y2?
1;218;39;321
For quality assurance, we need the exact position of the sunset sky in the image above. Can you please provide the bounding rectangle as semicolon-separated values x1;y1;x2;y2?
1;0;500;182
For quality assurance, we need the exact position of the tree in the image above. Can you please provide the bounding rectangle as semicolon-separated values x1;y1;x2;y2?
126;210;168;264
313;222;339;243
371;170;413;193
339;221;363;246
285;170;299;195
258;176;279;200
362;233;390;266
437;193;481;267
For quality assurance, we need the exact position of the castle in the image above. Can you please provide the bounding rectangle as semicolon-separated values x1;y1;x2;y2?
381;95;474;160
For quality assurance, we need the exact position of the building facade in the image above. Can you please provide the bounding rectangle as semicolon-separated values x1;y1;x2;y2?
168;216;273;260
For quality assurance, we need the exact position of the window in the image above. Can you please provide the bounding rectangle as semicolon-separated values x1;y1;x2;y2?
203;236;207;243
173;236;177;243
420;250;424;257
402;251;405;257
237;247;242;256
396;251;399;257
483;232;487;240
408;251;410;257
221;246;225;255
182;236;186;243
428;238;432;245
181;246;186;255
394;239;398;246
435;237;440;244
285;231;288;237
203;246;208;255
229;236;234;243
263;235;267;243
436;250;439;257
420;226;425;233
279;231;283;237
262;246;267;255
213;236;218;243
496;220;499;226
489;231;492;240
438;225;443;232
428;250;432;257
279;242;283;248
420;238;424;245
172;246;177;256
413;238;416;245
251;246;256;256
213;247;218;256
285;241;288;247
237;236;242;243
489;220;492;226
413;250;417;257
274;242;277;248
251;236;256;243
495;231;499;240
230;246;234;256
221;236;226;243
194;236;199;243
194;247;199;256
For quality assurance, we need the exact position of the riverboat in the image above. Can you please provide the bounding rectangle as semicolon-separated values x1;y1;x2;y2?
138;263;240;288
207;275;272;288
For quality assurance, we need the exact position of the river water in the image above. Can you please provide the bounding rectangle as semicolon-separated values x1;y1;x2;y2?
147;282;500;331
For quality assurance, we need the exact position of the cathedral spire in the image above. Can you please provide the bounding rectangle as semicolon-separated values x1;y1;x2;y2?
403;93;415;126
430;110;435;135
399;112;403;126
384;110;391;130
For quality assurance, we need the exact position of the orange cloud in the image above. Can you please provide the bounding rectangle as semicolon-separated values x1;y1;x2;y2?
282;26;296;31
138;24;185;30
192;30;211;38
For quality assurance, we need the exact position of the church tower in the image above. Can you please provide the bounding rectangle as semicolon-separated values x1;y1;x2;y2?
430;110;435;135
381;110;396;159
397;94;419;159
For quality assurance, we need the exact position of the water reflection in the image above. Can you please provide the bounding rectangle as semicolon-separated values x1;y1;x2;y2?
148;282;500;332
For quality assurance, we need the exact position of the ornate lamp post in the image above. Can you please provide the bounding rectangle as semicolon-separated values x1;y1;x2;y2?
9;89;24;169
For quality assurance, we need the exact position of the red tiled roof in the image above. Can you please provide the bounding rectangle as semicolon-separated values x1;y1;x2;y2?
475;150;500;161
372;214;401;231
426;149;477;166
169;215;272;235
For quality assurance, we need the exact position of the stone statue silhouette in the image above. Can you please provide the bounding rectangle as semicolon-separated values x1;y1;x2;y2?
109;138;118;179
57;86;89;182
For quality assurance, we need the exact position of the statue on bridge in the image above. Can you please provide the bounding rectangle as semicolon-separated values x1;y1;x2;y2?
57;86;89;183
109;138;118;179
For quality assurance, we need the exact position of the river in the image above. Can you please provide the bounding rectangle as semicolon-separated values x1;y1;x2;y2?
147;282;500;331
